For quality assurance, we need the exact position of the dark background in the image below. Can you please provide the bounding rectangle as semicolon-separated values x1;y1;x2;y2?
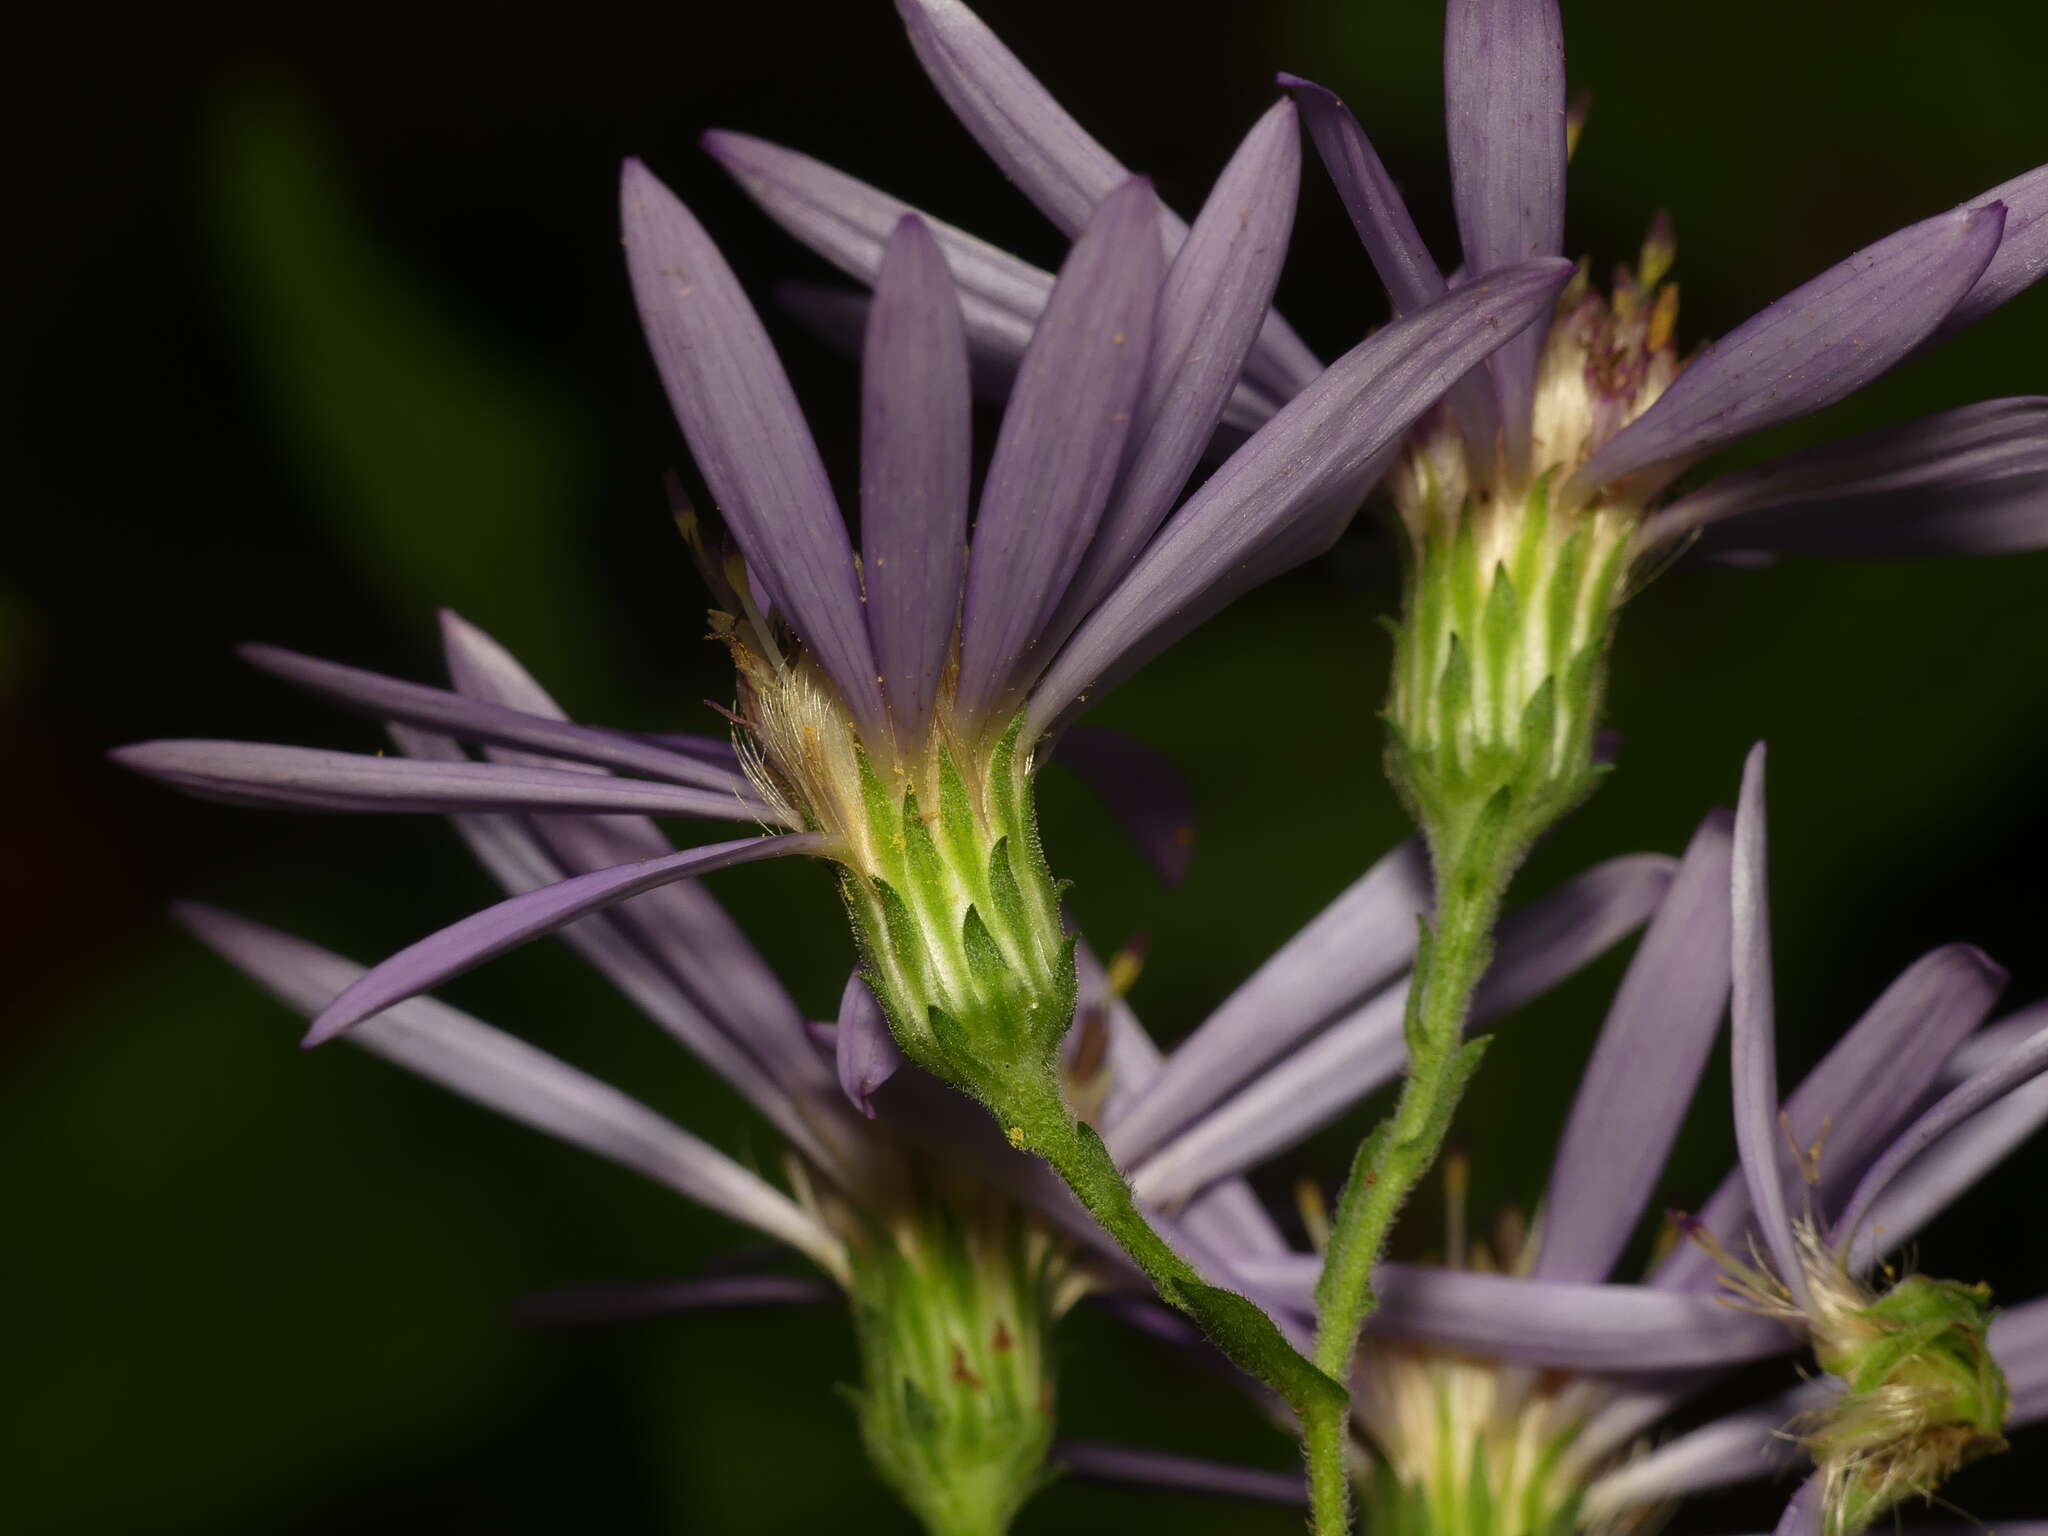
8;0;2047;1529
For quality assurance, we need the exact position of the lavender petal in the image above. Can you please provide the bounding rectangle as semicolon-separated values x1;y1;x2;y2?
893;0;1320;398
1444;0;1567;459
1580;1383;1821;1515
1835;1015;2048;1247
1105;841;1430;1167
862;215;972;747
1728;743;1811;1309
956;177;1161;723
620;159;885;738
1029;257;1575;734
176;903;842;1270
1054;725;1198;886
1931;160;2048;341
1644;397;2048;557
1580;203;2007;489
1774;1477;1825;1536
1535;809;1734;1284
1043;99;1302;643
704;134;1286;433
111;739;762;821
834;971;903;1119
239;643;755;797
304;833;828;1046
1657;939;2006;1293
1129;854;1673;1205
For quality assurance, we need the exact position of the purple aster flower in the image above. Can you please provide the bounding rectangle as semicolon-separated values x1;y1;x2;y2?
1058;748;2048;1533
150;602;1696;1529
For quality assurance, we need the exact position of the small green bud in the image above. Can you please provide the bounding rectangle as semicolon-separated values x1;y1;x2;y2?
840;716;1076;1106
1384;475;1629;866
846;1183;1076;1536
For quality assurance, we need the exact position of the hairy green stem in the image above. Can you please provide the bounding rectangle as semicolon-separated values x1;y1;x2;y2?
1303;820;1521;1535
992;1069;1348;1506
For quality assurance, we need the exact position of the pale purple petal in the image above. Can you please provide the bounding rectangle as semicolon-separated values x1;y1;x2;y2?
1041;100;1302;644
111;740;762;821
305;833;828;1047
1053;1442;1305;1506
1029;257;1575;733
1774;1476;1824;1536
620;159;885;738
705;136;1286;433
1535;809;1734;1284
511;1274;835;1327
175;903;842;1270
434;614;829;1103
1994;1297;2048;1425
834;971;903;1118
1129;854;1673;1204
1835;1016;2048;1246
1579;204;2007;489
1930;160;2048;341
238;643;756;797
1279;74;1446;314
1055;725;1197;886
1580;1382;1820;1515
1444;0;1567;460
1657;939;2006;1293
1279;72;1506;455
893;0;1320;398
862;215;971;747
1947;999;2048;1080
1105;842;1430;1167
957;177;1161;722
1848;1046;2048;1274
1645;397;2048;557
1729;743;1810;1309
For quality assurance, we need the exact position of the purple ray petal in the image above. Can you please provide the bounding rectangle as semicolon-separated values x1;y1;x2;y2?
1946;999;2048;1081
1774;1476;1824;1536
1053;1442;1306;1506
893;0;1320;399
1444;0;1566;462
620;159;885;739
956;177;1161;723
1042;100;1301;645
1931;160;2048;342
1280;74;1446;314
433;614;831;1105
705;135;1288;434
1835;1016;2048;1246
1237;1254;1793;1369
1029;257;1575;733
1535;809;1734;1284
510;1273;836;1327
1579;203;2007;489
1644;397;2048;557
1105;842;1430;1168
1054;725;1197;886
834;971;903;1118
1129;854;1672;1205
111;739;762;821
1729;743;1811;1310
1279;73;1507;456
304;833;827;1047
1657;939;2006;1294
1848;1040;2048;1274
175;903;842;1269
862;216;972;747
1993;1297;2048;1425
238;643;755;797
